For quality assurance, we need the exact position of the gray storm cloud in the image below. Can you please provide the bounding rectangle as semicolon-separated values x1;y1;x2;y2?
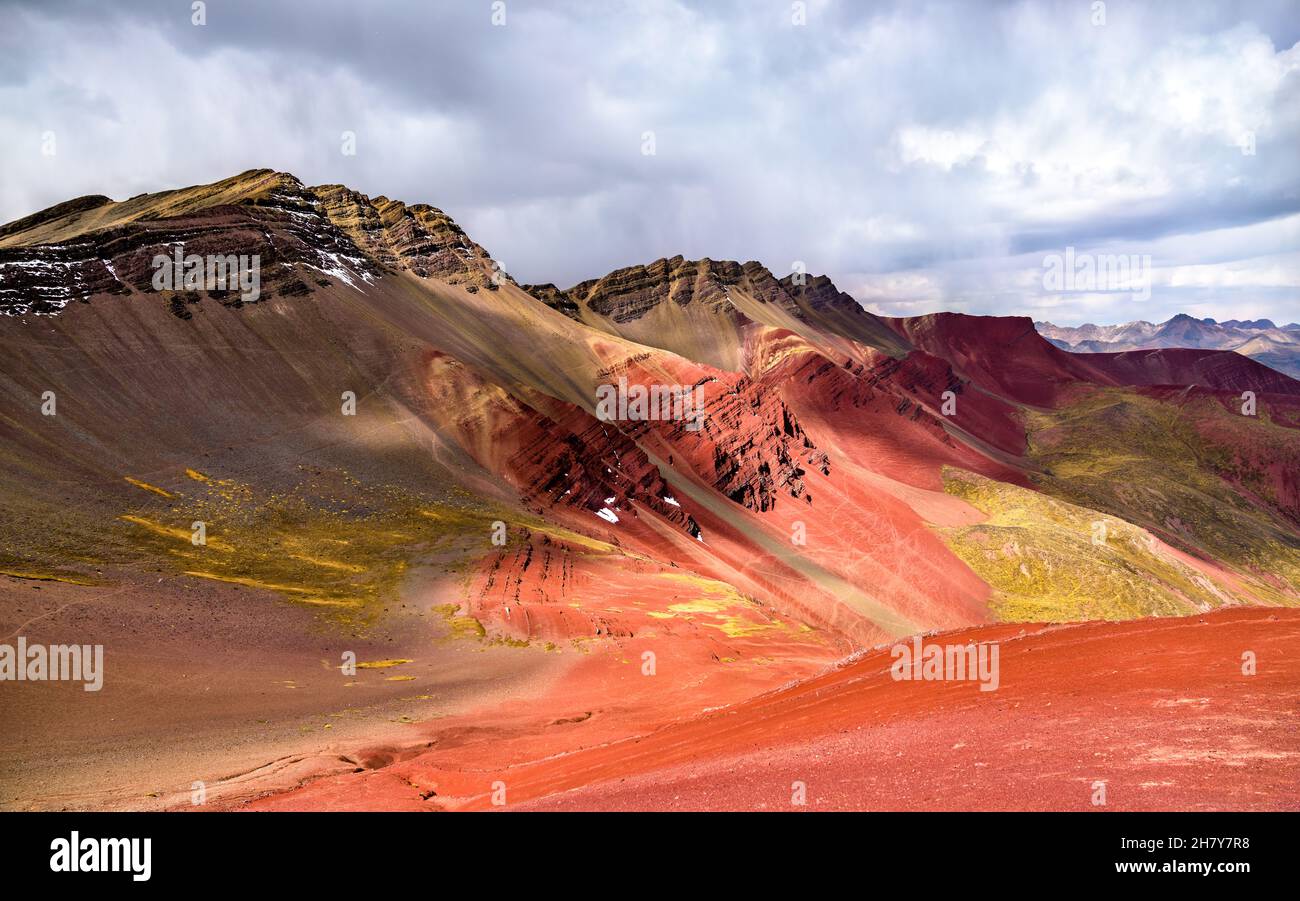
1;0;1296;324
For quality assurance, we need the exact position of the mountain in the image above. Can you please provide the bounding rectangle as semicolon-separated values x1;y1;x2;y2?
1038;313;1300;379
2;171;1298;812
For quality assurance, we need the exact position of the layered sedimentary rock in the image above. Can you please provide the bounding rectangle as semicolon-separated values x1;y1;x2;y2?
0;169;511;316
312;184;504;289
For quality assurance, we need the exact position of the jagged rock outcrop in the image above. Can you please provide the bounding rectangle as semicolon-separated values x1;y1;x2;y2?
0;171;378;314
518;282;580;317
778;272;869;318
691;374;829;511
312;184;505;290
0;169;507;315
523;255;912;374
533;255;860;325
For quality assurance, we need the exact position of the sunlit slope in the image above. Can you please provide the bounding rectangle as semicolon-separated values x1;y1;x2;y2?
525;256;910;376
941;468;1235;620
936;384;1300;620
1023;388;1300;606
0;169;297;247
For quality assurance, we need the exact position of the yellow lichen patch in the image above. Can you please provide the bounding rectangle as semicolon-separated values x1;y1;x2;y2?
287;553;366;573
431;603;488;641
940;468;1231;621
120;515;231;551
1018;389;1300;607
114;471;509;630
185;469;210;483
297;597;363;608
712;618;782;639
124;477;174;498
524;521;622;554
182;571;315;594
448;508;639;558
652;573;787;638
667;597;734;615
657;571;740;594
488;635;530;648
355;659;412;669
385;675;416;682
416;509;496;530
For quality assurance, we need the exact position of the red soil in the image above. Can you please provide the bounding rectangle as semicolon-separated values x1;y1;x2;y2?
1083;347;1300;397
235;608;1300;812
886;313;1103;407
887;313;1300;413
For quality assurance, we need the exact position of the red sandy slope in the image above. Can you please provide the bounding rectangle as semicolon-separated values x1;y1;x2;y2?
506;608;1300;811
886;312;1300;406
238;608;1300;812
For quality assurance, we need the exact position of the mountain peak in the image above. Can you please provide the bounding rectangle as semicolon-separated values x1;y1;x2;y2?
0;170;507;315
1035;312;1300;380
527;255;870;327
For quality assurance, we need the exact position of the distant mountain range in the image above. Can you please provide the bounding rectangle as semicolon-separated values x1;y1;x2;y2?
1037;314;1300;379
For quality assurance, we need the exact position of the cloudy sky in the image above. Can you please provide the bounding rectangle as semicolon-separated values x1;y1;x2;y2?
2;0;1297;325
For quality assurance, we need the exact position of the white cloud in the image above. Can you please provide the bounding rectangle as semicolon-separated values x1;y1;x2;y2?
0;0;1296;325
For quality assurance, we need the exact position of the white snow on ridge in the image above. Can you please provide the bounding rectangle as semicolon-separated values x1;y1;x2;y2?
595;507;619;524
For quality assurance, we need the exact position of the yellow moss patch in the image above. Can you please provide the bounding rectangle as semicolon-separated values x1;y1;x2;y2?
651;574;787;638
668;598;733;615
297;597;363;608
525;521;622;554
1019;389;1300;607
940;468;1230;621
114;472;509;630
182;571;315;594
124;477;174;498
120;515;231;550
431;603;487;641
287;553;366;573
